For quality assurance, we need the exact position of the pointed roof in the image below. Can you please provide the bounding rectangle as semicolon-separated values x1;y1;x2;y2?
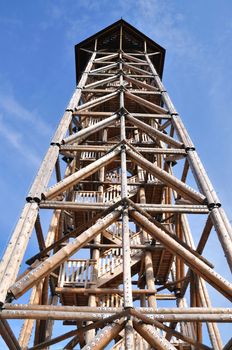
74;19;166;83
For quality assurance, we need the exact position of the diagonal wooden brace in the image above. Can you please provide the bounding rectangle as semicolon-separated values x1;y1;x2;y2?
75;90;118;112
130;210;232;301
133;319;177;350
8;209;121;300
127;112;183;148
62;112;118;144
81;319;126;350
127;147;206;204
43;147;120;200
125;90;168;114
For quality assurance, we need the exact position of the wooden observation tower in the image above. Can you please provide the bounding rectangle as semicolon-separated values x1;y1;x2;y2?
0;19;231;350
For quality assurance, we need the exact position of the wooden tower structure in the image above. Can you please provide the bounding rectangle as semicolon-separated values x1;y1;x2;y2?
0;19;231;350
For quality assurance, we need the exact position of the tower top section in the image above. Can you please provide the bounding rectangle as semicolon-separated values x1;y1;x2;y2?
75;19;166;83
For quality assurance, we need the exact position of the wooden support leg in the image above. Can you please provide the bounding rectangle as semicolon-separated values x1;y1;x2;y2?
18;283;42;349
125;319;135;350
0;202;38;305
44;295;58;347
139;187;157;308
0;319;21;350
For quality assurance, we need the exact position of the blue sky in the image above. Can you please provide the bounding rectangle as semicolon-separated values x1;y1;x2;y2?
0;0;231;347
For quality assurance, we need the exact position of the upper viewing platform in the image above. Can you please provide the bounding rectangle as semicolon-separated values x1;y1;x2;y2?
75;19;166;83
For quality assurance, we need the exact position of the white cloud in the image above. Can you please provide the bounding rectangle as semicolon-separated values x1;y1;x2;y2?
0;92;51;136
0;115;41;166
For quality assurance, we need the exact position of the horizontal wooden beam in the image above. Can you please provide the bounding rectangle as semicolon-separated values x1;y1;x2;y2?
5;304;231;315
1;309;230;322
55;287;176;299
39;201;209;214
76;111;171;119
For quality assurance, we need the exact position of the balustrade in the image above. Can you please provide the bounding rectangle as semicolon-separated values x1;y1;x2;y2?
58;232;142;287
59;259;96;288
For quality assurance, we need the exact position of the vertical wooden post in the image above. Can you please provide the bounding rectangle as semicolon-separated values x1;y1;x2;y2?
120;45;134;349
139;187;157;308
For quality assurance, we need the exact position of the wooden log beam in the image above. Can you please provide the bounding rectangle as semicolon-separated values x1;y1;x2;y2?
65;313;127;350
122;52;147;63
128;200;212;268
90;62;118;74
75;90;118;112
121;128;133;306
125;90;168;114
127;113;183;148
124;75;158;91
26;145;60;201
94;52;119;62
0;319;21;350
197;216;213;254
39;201;209;213
0;51;98;305
0;202;38;305
145;52;232;271
8;209;121;300
34;214;45;251
60;145;186;155
43;147;120;200
77;111;171;119
4;304;232;315
84;74;118;89
210;207;232;272
55;287;175;298
62;113;118;145
18;283;42;349
180;214;223;349
1;309;231;322
123;62;152;76
27;312;126;350
127;147;206;204
27;50;97;200
131;309;211;350
81;320;126;350
26;206;114;266
131;210;232;301
133;320;177;350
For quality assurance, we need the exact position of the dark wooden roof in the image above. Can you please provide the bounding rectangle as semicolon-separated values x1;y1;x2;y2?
74;19;166;84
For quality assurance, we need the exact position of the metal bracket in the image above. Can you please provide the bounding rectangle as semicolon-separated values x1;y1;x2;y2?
185;147;196;152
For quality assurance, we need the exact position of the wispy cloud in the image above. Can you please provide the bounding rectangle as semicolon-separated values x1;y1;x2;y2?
0;88;52;167
0;114;41;166
0;92;51;136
